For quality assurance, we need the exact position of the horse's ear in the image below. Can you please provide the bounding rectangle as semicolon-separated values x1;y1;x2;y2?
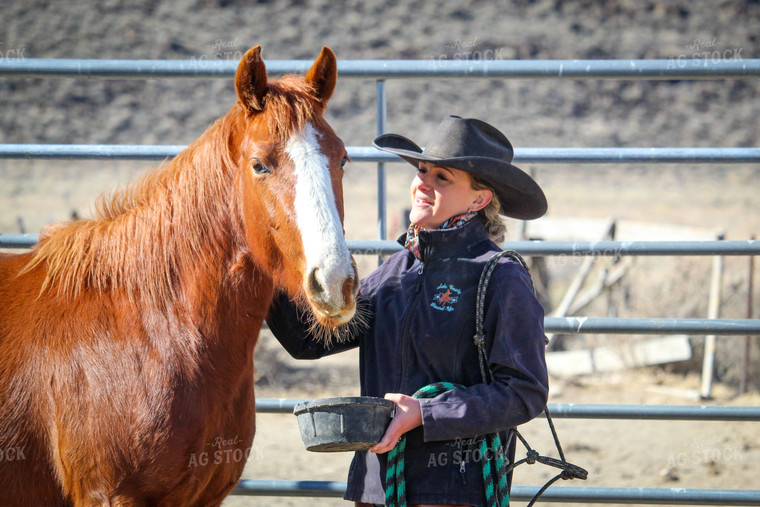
305;46;337;106
236;45;268;115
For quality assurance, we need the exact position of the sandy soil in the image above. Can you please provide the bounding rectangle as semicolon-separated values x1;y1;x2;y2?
1;0;759;505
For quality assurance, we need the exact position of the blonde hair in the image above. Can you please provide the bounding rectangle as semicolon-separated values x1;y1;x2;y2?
471;175;506;242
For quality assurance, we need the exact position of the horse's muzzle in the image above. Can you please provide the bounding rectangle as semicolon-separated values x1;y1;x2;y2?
305;257;358;326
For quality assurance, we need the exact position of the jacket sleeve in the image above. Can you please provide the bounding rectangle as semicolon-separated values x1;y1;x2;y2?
265;291;362;360
419;263;549;441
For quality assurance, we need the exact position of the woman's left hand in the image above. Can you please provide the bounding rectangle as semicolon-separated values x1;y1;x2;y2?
369;393;422;454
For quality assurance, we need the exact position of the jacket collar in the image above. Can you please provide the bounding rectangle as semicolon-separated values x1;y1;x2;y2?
397;218;493;263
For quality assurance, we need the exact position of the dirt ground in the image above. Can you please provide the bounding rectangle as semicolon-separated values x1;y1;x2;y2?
1;0;759;505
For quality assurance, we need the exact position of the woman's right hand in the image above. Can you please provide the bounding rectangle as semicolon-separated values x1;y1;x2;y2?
369;393;422;454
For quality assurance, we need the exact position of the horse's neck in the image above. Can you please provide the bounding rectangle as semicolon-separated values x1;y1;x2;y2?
38;112;264;341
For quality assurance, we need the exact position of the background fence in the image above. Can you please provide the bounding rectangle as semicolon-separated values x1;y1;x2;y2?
1;56;759;504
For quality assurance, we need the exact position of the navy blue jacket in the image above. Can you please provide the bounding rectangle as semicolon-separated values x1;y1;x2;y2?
266;219;548;506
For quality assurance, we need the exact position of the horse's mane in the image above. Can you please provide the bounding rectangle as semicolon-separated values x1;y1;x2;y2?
24;75;323;308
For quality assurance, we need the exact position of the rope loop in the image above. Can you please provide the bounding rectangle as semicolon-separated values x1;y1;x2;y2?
385;382;508;507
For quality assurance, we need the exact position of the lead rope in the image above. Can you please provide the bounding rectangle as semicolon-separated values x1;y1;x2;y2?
475;251;588;506
385;382;509;507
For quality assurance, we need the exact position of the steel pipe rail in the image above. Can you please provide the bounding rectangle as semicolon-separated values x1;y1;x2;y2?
4;235;759;256
503;240;760;257
231;481;760;505
0;234;39;248
545;316;760;335
1;58;759;80
2;144;759;164
346;239;760;256
353;146;760;164
255;398;309;413
232;479;345;498
256;399;760;420
0;144;185;161
545;403;760;420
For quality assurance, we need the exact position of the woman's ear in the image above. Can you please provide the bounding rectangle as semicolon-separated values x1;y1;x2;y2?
471;189;493;212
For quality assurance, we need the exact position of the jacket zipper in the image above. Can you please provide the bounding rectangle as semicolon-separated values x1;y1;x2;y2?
395;262;425;393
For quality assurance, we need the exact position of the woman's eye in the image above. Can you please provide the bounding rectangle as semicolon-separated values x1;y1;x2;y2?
251;158;271;175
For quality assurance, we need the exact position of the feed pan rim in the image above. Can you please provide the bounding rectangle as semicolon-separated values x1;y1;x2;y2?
293;396;395;415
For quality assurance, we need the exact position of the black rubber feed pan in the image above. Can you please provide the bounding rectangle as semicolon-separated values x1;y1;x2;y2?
293;396;394;452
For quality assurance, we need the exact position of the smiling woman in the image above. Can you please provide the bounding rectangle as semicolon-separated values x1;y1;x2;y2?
267;116;549;506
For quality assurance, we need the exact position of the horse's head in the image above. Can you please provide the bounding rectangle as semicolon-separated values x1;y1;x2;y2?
232;45;358;328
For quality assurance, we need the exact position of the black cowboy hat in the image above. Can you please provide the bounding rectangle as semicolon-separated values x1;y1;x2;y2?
373;115;547;220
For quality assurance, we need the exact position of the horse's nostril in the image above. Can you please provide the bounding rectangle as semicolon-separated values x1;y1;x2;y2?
308;268;324;296
342;262;359;301
342;276;355;304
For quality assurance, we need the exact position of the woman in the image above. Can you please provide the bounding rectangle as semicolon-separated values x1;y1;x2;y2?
267;115;549;506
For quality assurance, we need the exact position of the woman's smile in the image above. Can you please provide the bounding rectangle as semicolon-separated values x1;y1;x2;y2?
414;194;433;207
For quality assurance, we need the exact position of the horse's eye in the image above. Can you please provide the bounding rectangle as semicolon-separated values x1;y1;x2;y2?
251;158;271;175
339;156;348;170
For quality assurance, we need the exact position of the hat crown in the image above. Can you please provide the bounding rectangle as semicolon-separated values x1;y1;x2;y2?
424;115;514;163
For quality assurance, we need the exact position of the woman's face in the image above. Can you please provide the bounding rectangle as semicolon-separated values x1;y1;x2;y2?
409;162;492;230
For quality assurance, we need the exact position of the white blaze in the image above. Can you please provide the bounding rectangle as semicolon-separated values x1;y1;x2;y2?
286;123;353;310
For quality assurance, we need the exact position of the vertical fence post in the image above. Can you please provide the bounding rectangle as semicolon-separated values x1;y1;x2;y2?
741;235;755;394
376;79;387;266
700;233;725;399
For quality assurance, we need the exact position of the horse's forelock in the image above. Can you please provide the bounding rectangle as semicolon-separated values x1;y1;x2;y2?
261;75;325;142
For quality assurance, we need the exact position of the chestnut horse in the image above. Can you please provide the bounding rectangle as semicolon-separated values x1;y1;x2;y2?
0;45;357;505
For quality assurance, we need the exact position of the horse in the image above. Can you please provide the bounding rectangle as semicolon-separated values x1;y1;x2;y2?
0;45;358;506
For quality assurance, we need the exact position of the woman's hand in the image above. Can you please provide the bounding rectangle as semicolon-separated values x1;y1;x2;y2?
369;393;422;454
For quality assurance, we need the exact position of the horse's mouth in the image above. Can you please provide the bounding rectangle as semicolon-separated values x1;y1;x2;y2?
304;299;366;346
314;305;356;327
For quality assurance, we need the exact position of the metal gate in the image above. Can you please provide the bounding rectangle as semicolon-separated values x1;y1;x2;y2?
1;56;760;504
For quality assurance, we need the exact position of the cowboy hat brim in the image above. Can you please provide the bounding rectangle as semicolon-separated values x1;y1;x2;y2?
374;133;547;220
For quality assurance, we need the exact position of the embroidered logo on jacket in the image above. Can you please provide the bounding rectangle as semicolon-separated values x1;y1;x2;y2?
430;284;462;312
